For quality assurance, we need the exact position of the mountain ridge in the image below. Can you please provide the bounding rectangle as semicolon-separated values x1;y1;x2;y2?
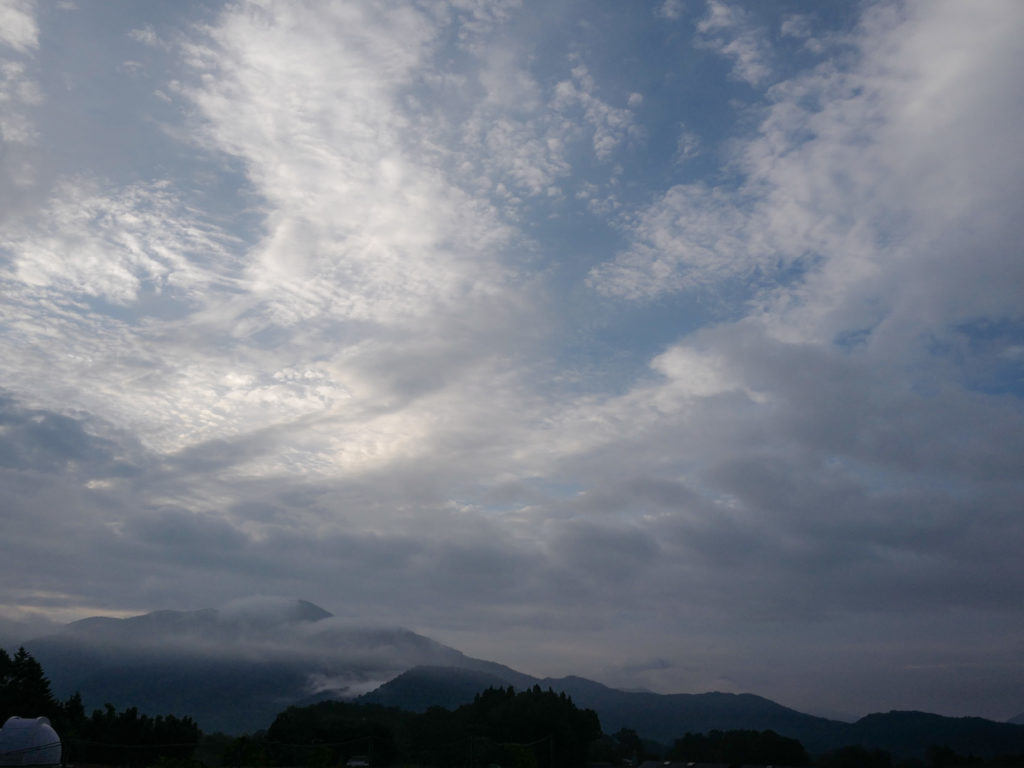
357;665;846;751
358;664;1024;758
16;601;1024;759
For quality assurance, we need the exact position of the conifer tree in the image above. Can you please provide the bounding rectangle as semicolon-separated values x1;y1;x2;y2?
0;647;60;721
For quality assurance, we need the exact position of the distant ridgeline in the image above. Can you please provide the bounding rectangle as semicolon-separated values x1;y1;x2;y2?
4;646;1024;766
359;665;1024;761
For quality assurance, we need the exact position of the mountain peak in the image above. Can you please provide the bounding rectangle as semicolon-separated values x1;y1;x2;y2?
218;597;333;625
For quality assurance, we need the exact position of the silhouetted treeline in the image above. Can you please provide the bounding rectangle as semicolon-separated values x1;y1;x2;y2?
812;742;1024;768
0;647;61;723
668;728;811;765
2;646;200;766
589;727;649;765
234;685;601;768
64;703;201;767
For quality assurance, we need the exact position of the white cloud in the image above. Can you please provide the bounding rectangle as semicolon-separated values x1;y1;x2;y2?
594;0;1024;350
0;0;40;187
462;112;572;197
587;183;759;298
2;179;237;305
0;0;37;53
552;64;641;161
695;0;773;86
657;0;683;22
0;0;546;474
780;14;812;40
182;1;513;329
0;178;357;457
457;51;640;200
128;25;160;47
747;0;1024;347
674;126;700;164
0;59;40;145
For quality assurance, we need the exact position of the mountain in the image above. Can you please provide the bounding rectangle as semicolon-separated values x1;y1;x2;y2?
23;598;489;733
356;665;523;712
845;711;1024;760
358;667;846;751
360;666;1024;759
539;677;847;753
17;600;1024;760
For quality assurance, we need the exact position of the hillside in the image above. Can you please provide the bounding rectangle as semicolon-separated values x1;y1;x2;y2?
360;665;1024;759
359;667;845;751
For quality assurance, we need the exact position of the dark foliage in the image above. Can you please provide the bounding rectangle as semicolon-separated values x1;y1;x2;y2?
66;703;201;767
265;701;401;767
0;647;61;722
262;685;601;768
817;744;893;768
590;727;651;765
849;712;1024;761
1;646;201;767
923;744;1024;768
221;734;272;767
669;728;811;766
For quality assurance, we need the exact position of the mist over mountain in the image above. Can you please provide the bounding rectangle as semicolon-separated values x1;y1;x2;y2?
17;600;1024;759
24;598;486;732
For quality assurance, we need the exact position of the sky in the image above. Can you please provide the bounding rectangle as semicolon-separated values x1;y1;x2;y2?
1;0;1023;722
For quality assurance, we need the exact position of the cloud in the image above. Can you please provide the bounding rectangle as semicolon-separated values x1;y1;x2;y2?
552;63;641;161
456;47;641;200
674;126;700;165
695;0;773;86
180;2;514;328
0;0;41;189
1;0;1023;722
0;0;539;472
0;59;40;146
128;25;159;48
0;393;140;476
593;0;1024;348
656;0;683;22
0;0;37;54
586;183;759;298
2;179;238;305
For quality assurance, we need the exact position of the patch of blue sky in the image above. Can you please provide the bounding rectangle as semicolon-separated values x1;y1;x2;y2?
833;327;874;352
524;199;764;400
33;4;179;174
945;319;1024;399
30;1;265;249
538;281;756;402
78;287;192;324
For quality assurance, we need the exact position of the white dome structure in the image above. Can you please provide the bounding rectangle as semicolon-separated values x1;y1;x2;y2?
0;717;62;767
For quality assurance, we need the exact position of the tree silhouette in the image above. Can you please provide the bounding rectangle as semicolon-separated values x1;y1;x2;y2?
669;728;810;766
0;647;60;721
